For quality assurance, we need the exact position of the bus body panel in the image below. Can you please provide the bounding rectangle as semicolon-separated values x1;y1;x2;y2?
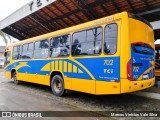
4;71;11;78
4;56;121;94
121;17;155;93
131;43;154;80
129;18;154;80
74;56;120;94
121;78;155;93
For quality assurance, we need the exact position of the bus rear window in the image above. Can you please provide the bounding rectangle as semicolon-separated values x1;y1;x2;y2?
131;43;154;55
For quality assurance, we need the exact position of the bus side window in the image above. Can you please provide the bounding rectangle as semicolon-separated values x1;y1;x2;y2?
12;45;22;60
72;27;102;56
104;23;118;54
34;39;49;59
22;43;33;59
72;39;81;55
50;34;70;58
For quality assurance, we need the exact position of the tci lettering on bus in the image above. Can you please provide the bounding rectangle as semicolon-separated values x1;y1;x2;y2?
104;69;114;74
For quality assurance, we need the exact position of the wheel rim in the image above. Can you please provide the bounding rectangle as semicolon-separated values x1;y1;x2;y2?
53;79;62;93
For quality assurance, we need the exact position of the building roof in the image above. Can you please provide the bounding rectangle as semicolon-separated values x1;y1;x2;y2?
0;0;160;40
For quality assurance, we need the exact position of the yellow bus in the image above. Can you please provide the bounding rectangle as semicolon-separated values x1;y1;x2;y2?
4;12;155;96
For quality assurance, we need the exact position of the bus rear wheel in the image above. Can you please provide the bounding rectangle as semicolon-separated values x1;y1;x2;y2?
51;75;65;97
12;72;19;84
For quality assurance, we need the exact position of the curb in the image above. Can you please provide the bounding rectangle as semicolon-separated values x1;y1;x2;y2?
131;91;160;100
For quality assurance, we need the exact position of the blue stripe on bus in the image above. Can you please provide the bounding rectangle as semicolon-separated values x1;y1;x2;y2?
4;57;121;81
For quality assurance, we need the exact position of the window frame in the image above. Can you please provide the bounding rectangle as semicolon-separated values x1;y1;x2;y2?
50;34;71;58
72;26;103;57
33;39;49;59
104;23;118;55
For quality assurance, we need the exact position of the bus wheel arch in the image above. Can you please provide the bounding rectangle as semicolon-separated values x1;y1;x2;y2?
11;69;16;78
11;69;19;84
50;71;66;97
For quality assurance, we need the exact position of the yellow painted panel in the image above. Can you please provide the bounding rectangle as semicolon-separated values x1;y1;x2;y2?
96;81;120;94
19;62;28;65
16;73;50;86
55;61;59;70
17;72;29;82
32;74;50;86
63;61;67;72
41;63;51;71
64;77;72;89
44;76;50;86
4;72;11;79
68;62;72;72
73;65;77;73
51;61;55;70
59;61;63;72
78;69;83;73
72;78;95;94
121;78;155;93
17;72;24;80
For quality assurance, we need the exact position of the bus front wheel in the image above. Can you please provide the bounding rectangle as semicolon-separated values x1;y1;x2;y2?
51;75;65;97
12;72;19;84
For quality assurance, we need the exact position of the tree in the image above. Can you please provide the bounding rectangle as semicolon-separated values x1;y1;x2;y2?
0;31;12;46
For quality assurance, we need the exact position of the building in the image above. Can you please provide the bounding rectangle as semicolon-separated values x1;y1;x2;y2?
0;0;160;40
0;46;6;69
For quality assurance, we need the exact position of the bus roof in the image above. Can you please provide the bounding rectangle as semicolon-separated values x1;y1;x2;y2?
7;12;128;48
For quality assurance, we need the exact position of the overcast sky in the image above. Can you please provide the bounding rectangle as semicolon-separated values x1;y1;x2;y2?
0;0;31;46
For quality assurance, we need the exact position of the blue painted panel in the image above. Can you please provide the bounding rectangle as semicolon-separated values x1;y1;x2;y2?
76;57;120;81
5;62;19;71
4;57;120;81
61;60;92;80
131;45;154;80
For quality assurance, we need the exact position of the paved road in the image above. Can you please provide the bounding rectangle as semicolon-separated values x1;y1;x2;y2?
0;72;113;120
0;72;160;120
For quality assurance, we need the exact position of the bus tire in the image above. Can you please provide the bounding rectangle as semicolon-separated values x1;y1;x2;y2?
12;72;19;84
51;75;65;97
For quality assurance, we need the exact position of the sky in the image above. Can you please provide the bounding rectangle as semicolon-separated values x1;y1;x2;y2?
0;0;32;46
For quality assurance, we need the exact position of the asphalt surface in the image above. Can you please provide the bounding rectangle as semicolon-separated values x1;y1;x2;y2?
0;71;160;120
